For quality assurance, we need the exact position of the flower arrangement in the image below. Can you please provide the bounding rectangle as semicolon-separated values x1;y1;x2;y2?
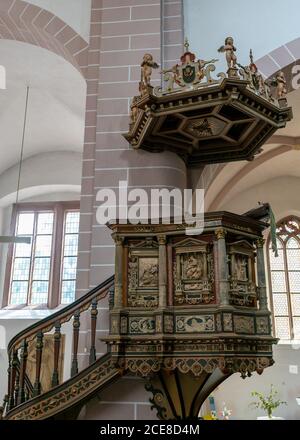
220;402;232;420
250;384;287;419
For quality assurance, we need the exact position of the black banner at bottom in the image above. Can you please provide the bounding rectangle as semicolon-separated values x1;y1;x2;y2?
0;420;298;439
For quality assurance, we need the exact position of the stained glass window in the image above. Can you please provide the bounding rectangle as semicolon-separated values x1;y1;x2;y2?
268;216;300;340
7;203;79;307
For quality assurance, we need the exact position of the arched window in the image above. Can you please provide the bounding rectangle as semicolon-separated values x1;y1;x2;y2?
3;202;80;308
268;216;300;340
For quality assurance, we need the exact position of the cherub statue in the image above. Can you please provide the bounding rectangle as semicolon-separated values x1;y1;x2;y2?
275;71;287;98
139;53;159;95
218;36;237;69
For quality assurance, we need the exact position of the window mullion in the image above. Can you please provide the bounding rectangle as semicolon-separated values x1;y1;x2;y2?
266;242;276;337
283;239;294;339
49;204;64;308
27;212;38;305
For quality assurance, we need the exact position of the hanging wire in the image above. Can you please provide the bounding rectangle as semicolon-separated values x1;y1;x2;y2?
15;86;30;206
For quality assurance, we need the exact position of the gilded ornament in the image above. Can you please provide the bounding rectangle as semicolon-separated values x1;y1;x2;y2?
139;53;159;96
215;228;226;240
218;36;237;69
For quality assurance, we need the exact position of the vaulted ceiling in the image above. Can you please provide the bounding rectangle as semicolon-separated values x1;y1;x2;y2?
0;39;86;195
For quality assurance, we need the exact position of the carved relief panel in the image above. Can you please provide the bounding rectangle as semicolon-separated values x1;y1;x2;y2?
173;238;215;305
127;239;159;308
228;240;257;307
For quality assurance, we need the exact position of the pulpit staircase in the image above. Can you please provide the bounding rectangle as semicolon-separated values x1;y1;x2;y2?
0;275;123;420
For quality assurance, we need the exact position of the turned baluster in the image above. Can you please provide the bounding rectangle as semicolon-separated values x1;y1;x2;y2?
7;355;11;408
8;350;18;410
25;385;30;402
17;339;28;405
33;331;44;396
51;322;61;388
71;311;80;377
14;368;20;407
0;394;8;419
89;299;98;364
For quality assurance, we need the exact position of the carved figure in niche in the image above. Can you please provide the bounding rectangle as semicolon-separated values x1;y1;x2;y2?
140;53;159;95
140;262;158;287
185;254;202;279
223;313;232;330
218;37;237;69
234;255;247;281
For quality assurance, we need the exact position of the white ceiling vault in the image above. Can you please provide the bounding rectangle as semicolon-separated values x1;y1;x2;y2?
0;39;86;200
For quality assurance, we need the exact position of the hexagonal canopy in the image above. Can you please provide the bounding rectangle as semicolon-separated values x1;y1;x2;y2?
123;78;292;167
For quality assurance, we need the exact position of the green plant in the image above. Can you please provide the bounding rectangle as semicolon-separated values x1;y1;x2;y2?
250;384;287;419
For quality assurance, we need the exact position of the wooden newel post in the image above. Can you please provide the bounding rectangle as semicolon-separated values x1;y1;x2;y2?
71;311;80;377
215;228;230;306
89;298;98;364
0;395;8;419
17;339;28;405
33;331;44;396
8;350;18;410
51;322;61;388
256;238;268;311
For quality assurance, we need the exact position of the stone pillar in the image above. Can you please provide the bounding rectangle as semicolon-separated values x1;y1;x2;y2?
215;228;229;306
158;234;167;308
256;238;268;311
113;235;123;309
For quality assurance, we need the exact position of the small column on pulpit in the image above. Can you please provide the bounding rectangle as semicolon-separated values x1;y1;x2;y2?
158;234;167;308
256;238;268;311
113;234;124;308
215;228;230;306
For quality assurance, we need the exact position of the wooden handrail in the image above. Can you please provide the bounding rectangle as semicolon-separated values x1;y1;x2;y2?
5;275;115;416
8;275;114;354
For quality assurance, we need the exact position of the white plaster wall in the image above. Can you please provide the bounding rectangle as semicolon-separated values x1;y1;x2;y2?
27;0;92;41
216;176;300;219
0;151;82;206
184;0;300;72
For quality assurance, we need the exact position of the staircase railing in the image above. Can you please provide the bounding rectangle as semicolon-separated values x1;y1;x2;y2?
2;275;114;417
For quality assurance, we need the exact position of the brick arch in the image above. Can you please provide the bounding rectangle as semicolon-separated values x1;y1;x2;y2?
255;37;300;80
0;0;88;76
